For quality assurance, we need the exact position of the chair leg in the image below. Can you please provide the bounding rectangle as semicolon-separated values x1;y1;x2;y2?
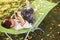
5;33;13;40
24;28;32;40
31;28;45;33
24;27;44;40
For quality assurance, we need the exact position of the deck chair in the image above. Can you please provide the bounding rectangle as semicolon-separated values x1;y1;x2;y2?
0;0;57;40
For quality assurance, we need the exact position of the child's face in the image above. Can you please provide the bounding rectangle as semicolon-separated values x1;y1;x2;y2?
3;18;15;28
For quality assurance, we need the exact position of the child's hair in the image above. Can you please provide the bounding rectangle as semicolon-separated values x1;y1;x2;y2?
1;17;12;29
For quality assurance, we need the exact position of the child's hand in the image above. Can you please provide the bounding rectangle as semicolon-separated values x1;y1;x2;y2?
14;11;18;19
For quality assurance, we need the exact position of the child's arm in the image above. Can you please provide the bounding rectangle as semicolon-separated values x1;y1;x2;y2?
14;11;25;26
17;14;25;26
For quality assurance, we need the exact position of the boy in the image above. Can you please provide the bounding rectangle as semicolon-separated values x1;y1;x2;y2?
2;12;32;30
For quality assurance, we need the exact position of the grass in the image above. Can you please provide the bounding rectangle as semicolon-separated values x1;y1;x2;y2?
0;0;60;40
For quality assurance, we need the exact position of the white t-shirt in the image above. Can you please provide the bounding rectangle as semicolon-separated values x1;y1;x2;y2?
13;19;32;30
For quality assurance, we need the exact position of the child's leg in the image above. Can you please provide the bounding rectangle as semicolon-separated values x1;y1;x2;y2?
26;0;30;7
34;5;40;13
